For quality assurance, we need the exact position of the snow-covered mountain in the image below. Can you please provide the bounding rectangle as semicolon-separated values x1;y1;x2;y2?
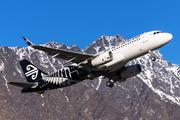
0;34;180;120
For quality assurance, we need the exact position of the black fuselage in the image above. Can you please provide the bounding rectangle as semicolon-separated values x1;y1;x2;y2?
21;65;99;93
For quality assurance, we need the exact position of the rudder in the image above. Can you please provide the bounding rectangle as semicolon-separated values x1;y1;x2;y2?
19;59;47;82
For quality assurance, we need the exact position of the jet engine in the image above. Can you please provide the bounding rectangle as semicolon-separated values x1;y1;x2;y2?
119;64;141;79
91;51;113;66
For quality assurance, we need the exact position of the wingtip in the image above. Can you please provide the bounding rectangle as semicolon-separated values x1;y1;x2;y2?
23;37;33;46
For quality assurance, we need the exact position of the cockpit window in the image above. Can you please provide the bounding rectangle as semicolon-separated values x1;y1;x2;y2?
153;31;163;35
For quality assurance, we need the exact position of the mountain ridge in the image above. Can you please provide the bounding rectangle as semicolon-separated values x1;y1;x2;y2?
0;35;179;119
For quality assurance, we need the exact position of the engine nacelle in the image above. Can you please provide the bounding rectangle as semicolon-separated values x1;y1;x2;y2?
120;64;141;79
91;51;113;66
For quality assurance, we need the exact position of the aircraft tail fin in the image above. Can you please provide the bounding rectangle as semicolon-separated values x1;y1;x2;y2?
19;59;47;82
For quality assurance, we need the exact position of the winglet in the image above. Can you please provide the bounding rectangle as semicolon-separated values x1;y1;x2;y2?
23;37;34;46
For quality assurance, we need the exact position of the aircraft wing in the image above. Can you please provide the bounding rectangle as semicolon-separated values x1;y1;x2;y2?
23;37;94;64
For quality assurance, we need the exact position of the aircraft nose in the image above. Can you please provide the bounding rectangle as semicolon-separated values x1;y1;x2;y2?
162;33;173;44
166;33;173;41
159;33;172;46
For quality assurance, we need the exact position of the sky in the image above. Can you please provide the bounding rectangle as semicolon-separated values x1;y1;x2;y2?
0;0;179;65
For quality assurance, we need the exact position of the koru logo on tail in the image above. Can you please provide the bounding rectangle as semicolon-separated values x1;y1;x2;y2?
25;65;38;80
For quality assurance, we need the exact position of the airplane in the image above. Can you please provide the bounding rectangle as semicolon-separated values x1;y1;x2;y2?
8;31;172;94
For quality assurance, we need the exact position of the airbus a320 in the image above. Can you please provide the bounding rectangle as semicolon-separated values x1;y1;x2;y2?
8;31;172;94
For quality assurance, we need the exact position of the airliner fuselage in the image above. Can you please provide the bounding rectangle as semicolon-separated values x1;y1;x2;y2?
8;31;172;94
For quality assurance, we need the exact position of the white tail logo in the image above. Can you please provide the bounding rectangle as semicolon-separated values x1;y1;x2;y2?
25;65;38;80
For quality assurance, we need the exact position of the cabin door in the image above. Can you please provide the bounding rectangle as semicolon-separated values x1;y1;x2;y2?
142;33;148;43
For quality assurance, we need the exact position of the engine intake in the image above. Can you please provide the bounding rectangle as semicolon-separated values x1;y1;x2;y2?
120;64;141;79
91;51;113;66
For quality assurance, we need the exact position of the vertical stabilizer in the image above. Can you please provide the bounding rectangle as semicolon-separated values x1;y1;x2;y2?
19;59;47;82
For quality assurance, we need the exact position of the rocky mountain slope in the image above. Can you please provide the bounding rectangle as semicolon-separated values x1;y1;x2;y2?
0;34;179;120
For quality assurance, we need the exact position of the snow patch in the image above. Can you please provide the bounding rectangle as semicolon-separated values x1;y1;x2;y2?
64;93;69;103
0;62;4;71
96;76;103;90
41;94;45;107
137;74;180;106
2;75;10;94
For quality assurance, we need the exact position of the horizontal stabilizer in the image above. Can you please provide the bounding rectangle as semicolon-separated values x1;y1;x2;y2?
8;81;37;88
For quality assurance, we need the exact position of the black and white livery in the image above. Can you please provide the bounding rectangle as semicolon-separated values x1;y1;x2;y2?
8;31;172;94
